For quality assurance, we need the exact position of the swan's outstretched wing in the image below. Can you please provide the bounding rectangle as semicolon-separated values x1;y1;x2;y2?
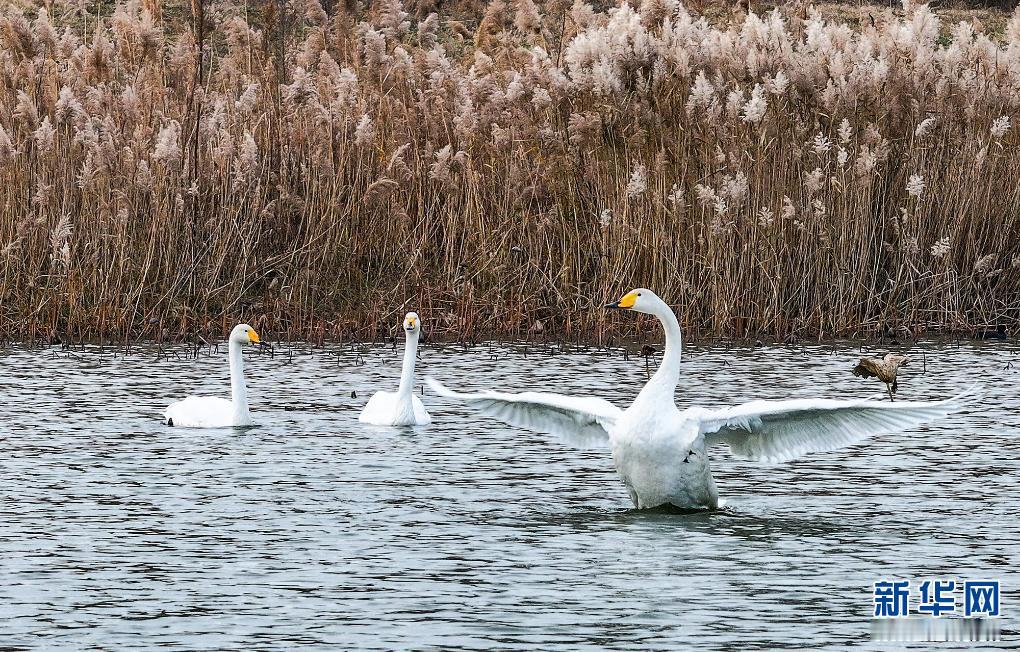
699;390;973;463
427;377;621;448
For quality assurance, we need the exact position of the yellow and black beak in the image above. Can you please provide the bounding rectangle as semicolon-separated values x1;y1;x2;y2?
248;329;261;345
605;291;638;310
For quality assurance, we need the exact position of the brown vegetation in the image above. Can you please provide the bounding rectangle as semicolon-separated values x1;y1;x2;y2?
0;0;1019;344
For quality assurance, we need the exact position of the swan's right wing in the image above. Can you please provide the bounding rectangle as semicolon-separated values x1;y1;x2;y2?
426;377;621;448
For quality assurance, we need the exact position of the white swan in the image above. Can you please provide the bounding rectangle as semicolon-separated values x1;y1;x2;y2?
429;289;971;510
359;312;432;426
164;324;261;428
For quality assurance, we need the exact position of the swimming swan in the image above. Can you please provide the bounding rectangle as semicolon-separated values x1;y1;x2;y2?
359;312;432;426
428;289;970;510
164;324;261;427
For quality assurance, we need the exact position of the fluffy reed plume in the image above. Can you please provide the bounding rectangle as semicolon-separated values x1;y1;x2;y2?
0;0;1018;343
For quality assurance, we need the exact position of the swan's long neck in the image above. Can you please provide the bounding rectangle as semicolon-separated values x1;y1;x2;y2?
228;340;250;423
640;301;683;398
396;330;419;399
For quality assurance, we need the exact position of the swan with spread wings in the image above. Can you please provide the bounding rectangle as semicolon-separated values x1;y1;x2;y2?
428;289;971;510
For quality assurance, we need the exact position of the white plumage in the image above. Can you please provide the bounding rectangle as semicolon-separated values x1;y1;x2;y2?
359;312;432;426
164;324;261;428
360;390;431;426
429;289;972;510
424;386;619;449
696;396;965;464
163;396;238;428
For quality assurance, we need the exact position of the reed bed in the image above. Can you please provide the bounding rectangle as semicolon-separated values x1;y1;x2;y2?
1;0;1018;343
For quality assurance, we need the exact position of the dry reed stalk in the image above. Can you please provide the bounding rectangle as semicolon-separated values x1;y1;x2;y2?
0;0;1017;344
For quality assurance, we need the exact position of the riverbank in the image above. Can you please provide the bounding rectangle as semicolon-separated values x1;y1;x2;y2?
1;0;1018;342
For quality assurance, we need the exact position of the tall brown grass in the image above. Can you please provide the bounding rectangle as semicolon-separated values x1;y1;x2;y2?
0;0;1018;343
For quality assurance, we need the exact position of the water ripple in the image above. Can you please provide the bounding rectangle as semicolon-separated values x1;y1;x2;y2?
0;341;1017;649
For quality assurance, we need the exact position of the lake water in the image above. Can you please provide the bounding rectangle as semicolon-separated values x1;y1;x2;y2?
1;339;1017;649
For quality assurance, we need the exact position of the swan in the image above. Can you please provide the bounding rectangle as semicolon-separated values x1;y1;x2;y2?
428;289;971;510
164;324;261;428
359;312;432;426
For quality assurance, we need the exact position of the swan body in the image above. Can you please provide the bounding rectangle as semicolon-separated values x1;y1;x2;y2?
164;324;261;428
429;289;971;510
359;312;432;426
611;380;721;509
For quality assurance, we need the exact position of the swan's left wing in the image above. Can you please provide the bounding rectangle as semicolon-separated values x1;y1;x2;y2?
699;390;973;463
427;377;621;448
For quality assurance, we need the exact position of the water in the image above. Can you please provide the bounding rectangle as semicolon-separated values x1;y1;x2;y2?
1;339;1017;649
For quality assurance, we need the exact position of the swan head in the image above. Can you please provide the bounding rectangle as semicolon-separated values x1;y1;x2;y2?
230;323;261;345
605;288;665;315
403;312;421;336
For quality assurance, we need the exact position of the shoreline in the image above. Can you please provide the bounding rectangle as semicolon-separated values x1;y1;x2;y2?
5;326;1008;349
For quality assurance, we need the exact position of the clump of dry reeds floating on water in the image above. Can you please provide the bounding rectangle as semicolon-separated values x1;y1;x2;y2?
0;0;1017;343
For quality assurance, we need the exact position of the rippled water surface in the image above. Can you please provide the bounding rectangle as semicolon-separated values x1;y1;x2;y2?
1;338;1017;649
